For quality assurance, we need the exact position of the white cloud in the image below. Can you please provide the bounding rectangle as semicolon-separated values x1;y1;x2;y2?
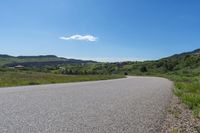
60;34;98;42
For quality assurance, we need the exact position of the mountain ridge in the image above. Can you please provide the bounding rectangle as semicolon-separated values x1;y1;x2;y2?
1;48;200;67
167;48;200;59
0;54;96;66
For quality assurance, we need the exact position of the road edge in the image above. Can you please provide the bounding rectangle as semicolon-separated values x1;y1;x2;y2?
161;94;200;133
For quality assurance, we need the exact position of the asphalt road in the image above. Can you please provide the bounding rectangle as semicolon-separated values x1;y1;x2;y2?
0;76;172;133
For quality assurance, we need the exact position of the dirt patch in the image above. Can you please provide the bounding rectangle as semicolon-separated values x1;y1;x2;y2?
161;95;200;133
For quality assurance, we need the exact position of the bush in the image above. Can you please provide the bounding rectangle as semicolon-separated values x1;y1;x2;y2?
124;72;128;75
140;66;148;72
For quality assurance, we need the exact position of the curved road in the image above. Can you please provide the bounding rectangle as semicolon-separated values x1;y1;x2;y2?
0;76;172;133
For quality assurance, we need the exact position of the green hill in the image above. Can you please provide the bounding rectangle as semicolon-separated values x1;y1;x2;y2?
0;54;63;65
153;48;200;75
0;54;96;67
116;48;200;76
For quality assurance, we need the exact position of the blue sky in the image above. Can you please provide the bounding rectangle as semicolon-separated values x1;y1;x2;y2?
0;0;200;61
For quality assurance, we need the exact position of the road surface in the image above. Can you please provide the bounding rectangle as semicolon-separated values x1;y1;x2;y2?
0;76;172;133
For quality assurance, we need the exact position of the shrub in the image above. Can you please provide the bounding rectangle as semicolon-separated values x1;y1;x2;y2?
140;66;148;72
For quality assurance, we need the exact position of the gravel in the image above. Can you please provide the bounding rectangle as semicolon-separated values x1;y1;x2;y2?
161;95;200;133
0;76;172;133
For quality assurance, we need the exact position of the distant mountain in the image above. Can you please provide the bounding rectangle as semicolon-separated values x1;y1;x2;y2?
167;48;200;59
0;54;96;67
1;48;200;71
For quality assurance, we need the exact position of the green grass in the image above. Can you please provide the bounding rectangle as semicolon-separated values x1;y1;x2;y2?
154;74;200;118
173;77;200;118
0;71;125;87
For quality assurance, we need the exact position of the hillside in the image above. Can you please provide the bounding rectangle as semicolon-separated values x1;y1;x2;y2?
128;49;200;74
78;48;199;76
155;48;200;75
168;48;200;58
0;54;96;67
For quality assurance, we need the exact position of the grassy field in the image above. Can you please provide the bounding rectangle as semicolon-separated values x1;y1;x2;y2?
0;71;125;87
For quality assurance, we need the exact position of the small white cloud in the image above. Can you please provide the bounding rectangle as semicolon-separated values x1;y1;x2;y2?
60;34;98;42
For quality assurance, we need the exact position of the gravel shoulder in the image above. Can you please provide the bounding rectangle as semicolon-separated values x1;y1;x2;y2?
161;95;200;133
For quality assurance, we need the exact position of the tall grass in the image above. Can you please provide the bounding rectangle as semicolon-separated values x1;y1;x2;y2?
173;76;200;118
0;71;125;87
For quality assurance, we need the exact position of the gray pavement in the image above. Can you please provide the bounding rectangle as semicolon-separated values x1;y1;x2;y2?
0;76;172;133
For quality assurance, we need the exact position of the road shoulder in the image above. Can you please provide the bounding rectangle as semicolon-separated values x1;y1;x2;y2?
161;95;200;133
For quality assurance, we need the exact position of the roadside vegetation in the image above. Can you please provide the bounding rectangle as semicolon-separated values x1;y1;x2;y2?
0;70;124;87
173;76;200;118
